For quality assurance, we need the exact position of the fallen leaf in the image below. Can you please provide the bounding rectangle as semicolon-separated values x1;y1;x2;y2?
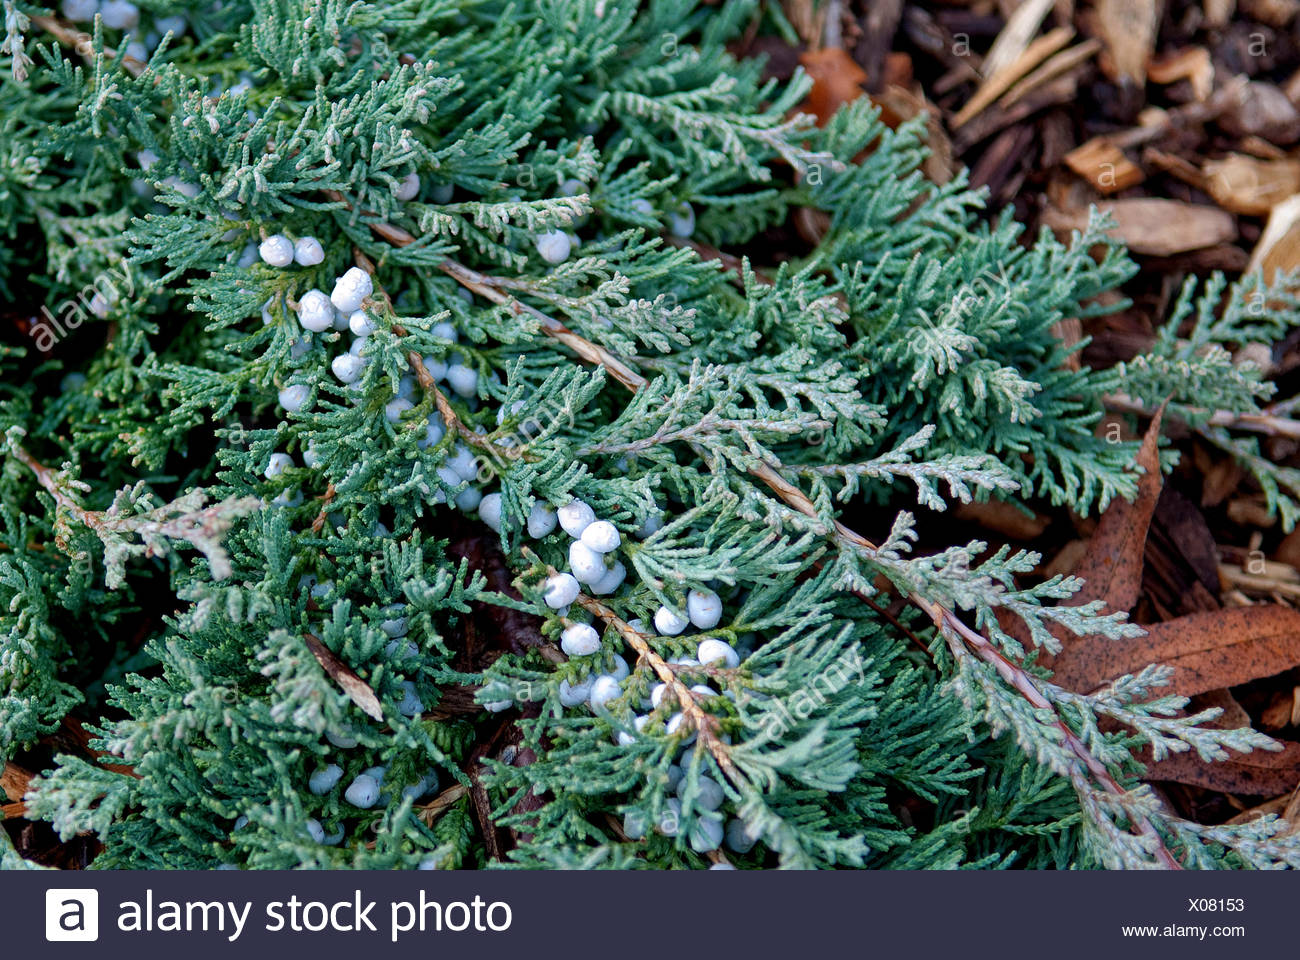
1041;198;1236;255
799;47;867;126
1241;0;1300;25
1070;406;1165;612
952;499;1050;540
1144;740;1300;795
303;632;385;721
1001;40;1102;109
1049;604;1300;696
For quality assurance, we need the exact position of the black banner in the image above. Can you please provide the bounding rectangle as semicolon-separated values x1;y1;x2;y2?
1;870;1289;957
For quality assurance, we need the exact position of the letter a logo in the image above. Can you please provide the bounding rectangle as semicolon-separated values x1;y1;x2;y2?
45;889;99;941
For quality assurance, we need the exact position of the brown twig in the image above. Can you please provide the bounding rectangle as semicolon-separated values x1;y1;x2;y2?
308;482;337;535
574;592;745;789
353;251;527;461
1106;394;1300;441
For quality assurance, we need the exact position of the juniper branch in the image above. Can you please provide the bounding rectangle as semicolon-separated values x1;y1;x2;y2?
344;205;1188;866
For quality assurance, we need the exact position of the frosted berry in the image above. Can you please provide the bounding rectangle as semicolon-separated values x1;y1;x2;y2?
559;675;593;707
447;444;479;482
455;485;482;511
658;798;682;837
588;674;621;709
445;363;478;397
609;654;630;681
265;452;293;478
478;492;503;532
580;520;620;554
677;774;724;810
696;637;740;669
535;230;572;264
423;353;448;380
154;14;186;36
689;817;723;853
591;560;626;596
259;234;294;267
650;683;671;709
330;267;373;313
100;0;140;30
61;0;98;22
561;622;601;657
654;605;689;636
543;573;581;609
635;512;664;538
380;606;408;637
667;201;696;238
397;680;424;717
384;398;414;423
278;383;309;412
557;499;596;537
687;589;723;629
308;764;343;795
724;818;760;854
344;774;381;808
395;172;421;201
293;236;324;266
348;310;375;337
527;501;558;538
418;414;446;450
331;353;366;384
569;540;606;585
296;289;334;332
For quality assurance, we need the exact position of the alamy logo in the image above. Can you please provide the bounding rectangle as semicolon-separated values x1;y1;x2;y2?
45;889;99;942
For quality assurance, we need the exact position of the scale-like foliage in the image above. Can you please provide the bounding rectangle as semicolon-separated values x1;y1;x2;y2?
4;0;1300;871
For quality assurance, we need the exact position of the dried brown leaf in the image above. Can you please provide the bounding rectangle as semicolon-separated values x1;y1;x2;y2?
1145;740;1300;795
1050;604;1300;695
1072;406;1165;612
799;47;867;126
303;632;385;721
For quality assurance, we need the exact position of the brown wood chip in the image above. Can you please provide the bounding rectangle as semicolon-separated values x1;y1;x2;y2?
1064;137;1145;193
1203;154;1300;216
1041;198;1236;255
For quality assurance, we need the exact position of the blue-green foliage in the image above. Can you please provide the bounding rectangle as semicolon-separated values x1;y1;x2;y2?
2;0;1299;871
